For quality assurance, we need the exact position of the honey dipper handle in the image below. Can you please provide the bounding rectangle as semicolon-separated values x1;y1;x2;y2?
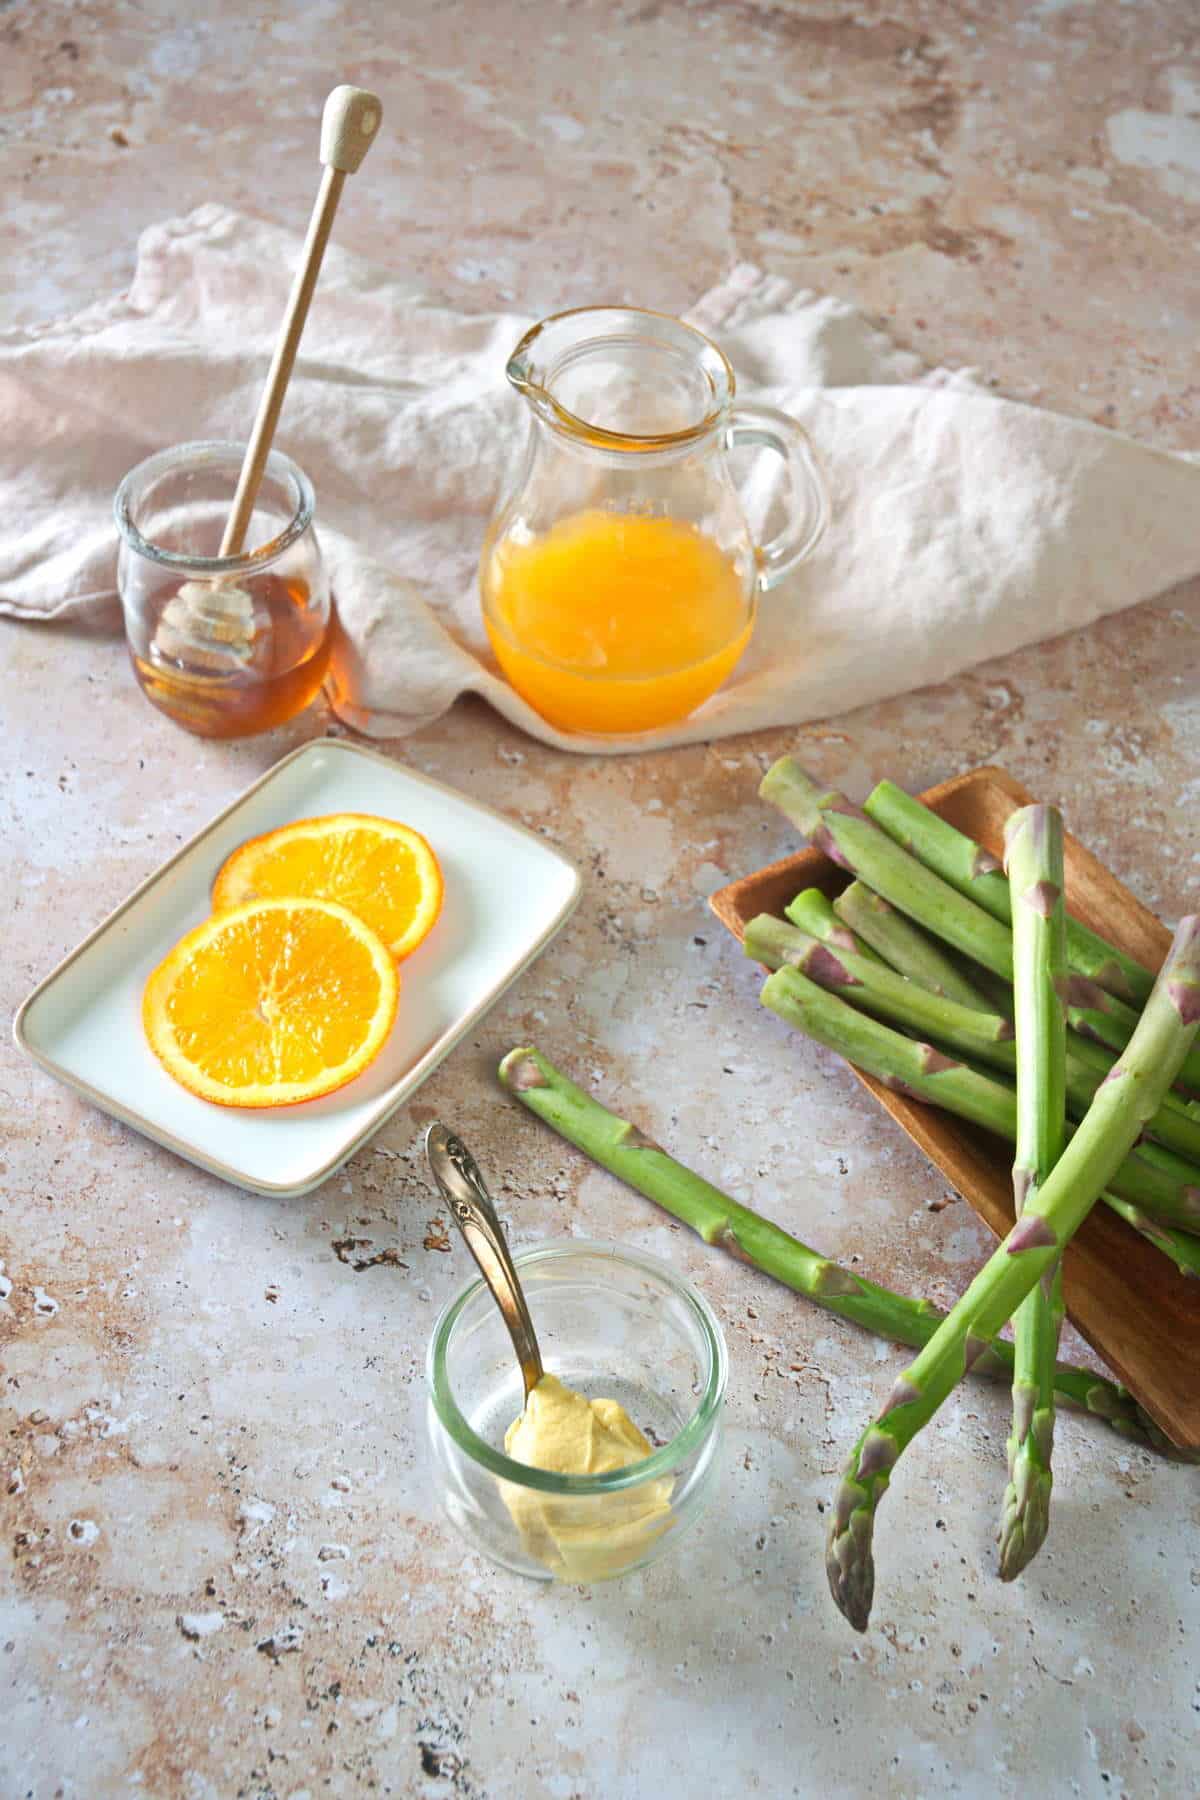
218;86;383;558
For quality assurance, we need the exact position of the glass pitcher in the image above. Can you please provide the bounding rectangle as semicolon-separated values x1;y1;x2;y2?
480;306;828;736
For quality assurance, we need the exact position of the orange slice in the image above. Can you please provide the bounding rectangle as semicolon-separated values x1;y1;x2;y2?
212;813;443;959
143;897;399;1108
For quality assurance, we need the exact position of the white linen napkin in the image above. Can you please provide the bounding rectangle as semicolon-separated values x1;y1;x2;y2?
2;204;1196;751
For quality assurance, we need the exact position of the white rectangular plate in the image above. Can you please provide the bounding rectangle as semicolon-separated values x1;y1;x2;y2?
14;740;581;1196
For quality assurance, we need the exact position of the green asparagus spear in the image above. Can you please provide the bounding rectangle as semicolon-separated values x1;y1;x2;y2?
760;759;1015;977
864;778;1155;1006
829;885;1200;1163
1108;1140;1200;1232
745;912;1200;1174
757;916;1200;1277
1099;1192;1200;1280
1064;1034;1200;1162
748;912;1015;1063
817;915;1200;1631
997;805;1067;1581
760;967;1200;1233
495;1046;1184;1453
830;882;995;1011
762;758;1200;1095
1060;976;1200;1099
783;887;885;965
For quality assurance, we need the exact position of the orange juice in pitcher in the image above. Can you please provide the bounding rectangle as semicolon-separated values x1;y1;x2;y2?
481;307;828;737
484;508;754;735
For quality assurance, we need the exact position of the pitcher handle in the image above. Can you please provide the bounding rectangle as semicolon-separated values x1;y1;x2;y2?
725;403;829;590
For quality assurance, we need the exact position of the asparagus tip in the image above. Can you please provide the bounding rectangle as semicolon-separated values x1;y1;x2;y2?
826;1490;876;1632
827;1537;874;1632
997;1455;1053;1582
997;1501;1051;1582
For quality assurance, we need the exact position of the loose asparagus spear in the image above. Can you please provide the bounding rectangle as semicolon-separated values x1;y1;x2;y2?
997;806;1067;1581
766;827;1078;1579
495;1046;1184;1452
746;913;1200;1179
864;778;1155;1006
762;758;1200;1095
829;882;995;1011
818;916;1200;1631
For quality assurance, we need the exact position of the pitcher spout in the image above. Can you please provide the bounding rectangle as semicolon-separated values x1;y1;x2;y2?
505;305;735;452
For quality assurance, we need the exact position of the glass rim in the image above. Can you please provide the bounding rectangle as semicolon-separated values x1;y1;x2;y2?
506;304;737;452
113;439;315;574
426;1238;727;1495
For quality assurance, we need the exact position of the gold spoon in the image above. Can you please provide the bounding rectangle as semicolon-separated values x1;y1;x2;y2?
425;1124;545;1400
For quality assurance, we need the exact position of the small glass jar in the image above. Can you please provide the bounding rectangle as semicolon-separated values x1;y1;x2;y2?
114;440;332;738
426;1239;727;1583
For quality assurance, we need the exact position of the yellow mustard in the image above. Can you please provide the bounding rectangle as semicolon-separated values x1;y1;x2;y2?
502;1374;673;1580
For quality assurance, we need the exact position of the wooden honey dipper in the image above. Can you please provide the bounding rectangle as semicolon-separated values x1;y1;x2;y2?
159;84;382;663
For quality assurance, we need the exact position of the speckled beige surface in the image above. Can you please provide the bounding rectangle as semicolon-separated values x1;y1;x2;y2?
3;4;1200;1797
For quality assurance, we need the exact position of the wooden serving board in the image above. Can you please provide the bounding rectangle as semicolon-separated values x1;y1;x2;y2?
709;764;1200;1451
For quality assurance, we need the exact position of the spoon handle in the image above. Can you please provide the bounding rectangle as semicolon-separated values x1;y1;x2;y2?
426;1124;545;1399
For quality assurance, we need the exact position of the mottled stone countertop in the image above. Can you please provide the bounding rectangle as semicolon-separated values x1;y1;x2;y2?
3;4;1199;1797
